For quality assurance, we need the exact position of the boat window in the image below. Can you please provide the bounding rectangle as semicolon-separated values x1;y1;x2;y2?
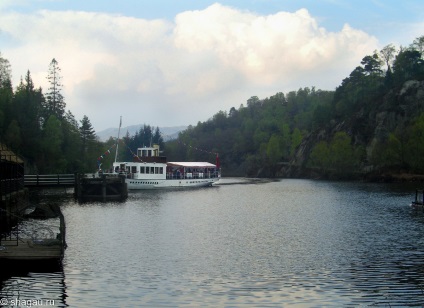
150;167;154;174
146;167;150;174
155;167;159;174
131;166;137;173
159;167;163;174
140;166;145;174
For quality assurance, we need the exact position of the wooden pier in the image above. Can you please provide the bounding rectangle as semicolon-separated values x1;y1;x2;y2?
75;174;128;202
24;174;75;187
1;145;68;264
23;173;128;202
0;239;63;261
0;204;66;262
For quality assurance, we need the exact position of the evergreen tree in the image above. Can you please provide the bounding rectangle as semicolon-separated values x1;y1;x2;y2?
153;126;164;148
62;111;83;172
12;71;43;161
41;115;64;173
79;115;104;172
412;35;424;55
79;115;97;165
44;58;65;120
392;48;423;83
4;119;21;151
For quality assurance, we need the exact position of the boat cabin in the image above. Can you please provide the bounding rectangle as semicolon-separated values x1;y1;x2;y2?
111;144;219;181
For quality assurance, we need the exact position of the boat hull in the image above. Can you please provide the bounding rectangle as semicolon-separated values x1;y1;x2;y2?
126;177;219;189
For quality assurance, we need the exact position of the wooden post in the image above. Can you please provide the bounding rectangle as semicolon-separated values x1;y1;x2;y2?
102;175;106;202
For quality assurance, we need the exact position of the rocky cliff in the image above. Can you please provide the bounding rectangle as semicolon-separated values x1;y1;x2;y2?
282;80;424;180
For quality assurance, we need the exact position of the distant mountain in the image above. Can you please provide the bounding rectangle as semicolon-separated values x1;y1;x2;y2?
96;125;187;142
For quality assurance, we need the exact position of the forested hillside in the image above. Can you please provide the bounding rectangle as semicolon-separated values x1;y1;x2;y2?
165;88;333;175
1;36;423;179
165;36;424;179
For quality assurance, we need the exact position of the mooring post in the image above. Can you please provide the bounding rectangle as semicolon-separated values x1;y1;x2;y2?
102;175;107;202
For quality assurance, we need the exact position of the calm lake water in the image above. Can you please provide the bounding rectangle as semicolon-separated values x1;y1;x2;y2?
1;178;424;307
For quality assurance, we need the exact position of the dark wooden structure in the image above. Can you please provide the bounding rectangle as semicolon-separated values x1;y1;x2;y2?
0;144;67;262
24;174;75;187
23;173;128;202
0;204;66;262
411;189;424;209
0;144;24;197
75;174;128;202
0;144;25;235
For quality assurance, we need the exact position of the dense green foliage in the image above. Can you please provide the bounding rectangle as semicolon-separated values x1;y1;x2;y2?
1;35;423;178
165;88;334;175
0;56;101;173
165;36;424;178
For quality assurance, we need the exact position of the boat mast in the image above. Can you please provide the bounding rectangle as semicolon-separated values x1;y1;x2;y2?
114;116;122;163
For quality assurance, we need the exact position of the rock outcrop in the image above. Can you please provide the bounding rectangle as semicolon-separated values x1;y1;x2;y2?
284;80;424;179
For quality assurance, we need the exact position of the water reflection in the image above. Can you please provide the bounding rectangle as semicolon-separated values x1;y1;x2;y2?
2;179;424;306
0;262;67;307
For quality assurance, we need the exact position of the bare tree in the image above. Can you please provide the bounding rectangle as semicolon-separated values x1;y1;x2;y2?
380;44;397;72
0;52;12;87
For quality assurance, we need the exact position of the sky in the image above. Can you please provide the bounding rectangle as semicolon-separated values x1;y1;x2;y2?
0;0;423;132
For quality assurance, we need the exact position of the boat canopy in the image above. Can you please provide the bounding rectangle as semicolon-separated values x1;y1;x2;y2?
167;162;216;168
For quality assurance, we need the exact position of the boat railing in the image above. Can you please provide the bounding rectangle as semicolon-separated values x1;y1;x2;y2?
166;171;220;180
101;170;220;180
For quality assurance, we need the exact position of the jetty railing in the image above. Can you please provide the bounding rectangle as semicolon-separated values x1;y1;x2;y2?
24;174;76;187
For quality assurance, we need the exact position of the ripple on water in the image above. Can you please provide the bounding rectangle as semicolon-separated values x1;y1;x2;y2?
2;179;424;306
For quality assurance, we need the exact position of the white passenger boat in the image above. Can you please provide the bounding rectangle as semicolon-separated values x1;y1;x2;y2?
108;144;220;189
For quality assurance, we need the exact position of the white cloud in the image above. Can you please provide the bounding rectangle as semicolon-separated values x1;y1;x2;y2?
0;3;380;131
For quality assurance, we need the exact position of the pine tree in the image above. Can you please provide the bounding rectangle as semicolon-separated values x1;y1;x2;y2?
41;115;64;173
79;115;98;170
44;58;65;120
12;71;43;161
80;115;96;154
